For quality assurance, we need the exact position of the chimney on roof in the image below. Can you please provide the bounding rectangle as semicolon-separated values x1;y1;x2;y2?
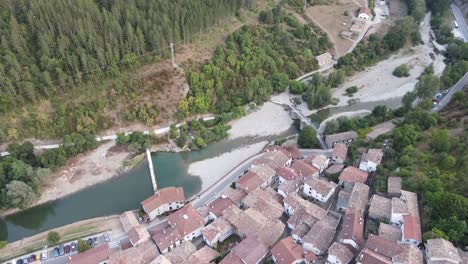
183;214;188;220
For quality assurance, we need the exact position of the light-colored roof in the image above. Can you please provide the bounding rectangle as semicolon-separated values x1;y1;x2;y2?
278;179;300;195
393;244;423;264
315;52;333;65
303;219;336;253
68;244;110;264
304;177;337;197
277;167;298;181
231;236;268;264
257;219;285;247
391;197;408;214
120;211;139;233
219;253;244;264
426;238;461;264
208;196;234;218
291;160;319;177
243;188;283;220
357;248;392;264
387;177;402;195
236;171;264;192
271;237;305;264
369;195;391;220
401;190;419;218
347;183;369;213
333;143;348;161
284;192;327;221
402;215;421;242
337;189;351;209
328;242;354;264
167;204;204;237
366;149;384;164
366;121;396;140
165;241;197;264
339;166;369;183
309;154;328;169
250;164;276;182
326;131;358;144
202;217;232;243
366;235;403;259
150;255;172;264
109;240;159;264
187;246;218;264
291;223;311;240
325;164;345;175
128;225;150;246
341;211;364;247
378;223;401;241
221;186;247;205
152;226;181;253
263;150;291;168
141;187;185;213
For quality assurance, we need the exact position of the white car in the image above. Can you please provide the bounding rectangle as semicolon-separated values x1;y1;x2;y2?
41;251;48;260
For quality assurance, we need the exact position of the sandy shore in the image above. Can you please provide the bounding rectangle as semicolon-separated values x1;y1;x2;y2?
187;141;268;191
228;102;293;139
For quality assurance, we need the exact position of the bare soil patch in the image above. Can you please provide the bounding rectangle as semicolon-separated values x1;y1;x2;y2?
306;0;361;57
389;0;408;19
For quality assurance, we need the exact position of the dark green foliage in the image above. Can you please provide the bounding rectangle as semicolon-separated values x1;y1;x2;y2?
406;0;426;23
298;126;320;148
169;125;178;139
47;231;60;245
431;129;450;152
77;239;91;253
176;134;187;148
301;73;336;109
393;64;410;77
345;86;358;97
393;124;420;150
290;80;306;94
415;74;440;99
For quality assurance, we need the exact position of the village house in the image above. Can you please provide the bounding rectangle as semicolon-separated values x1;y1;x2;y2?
109;240;158;264
197;205;211;224
387;177;402;197
356;248;392;264
120;211;139;233
358;7;372;20
426;238;462;264
291;160;319;178
332;143;348;164
390;190;419;225
277;167;299;184
252;150;291;171
327;242;354;264
315;52;333;67
243;188;284;220
303;177;337;203
339;166;369;190
302;215;340;255
221;186;247;207
250;164;277;185
187;246;218;264
152;225;182;254
365;235;403;259
368;194;391;221
202;217;233;248
167;204;204;242
141;187;185;221
291;222;311;243
401;215;421;246
271;237;306;264
336;189;351;212
325;131;358;149
236;171;266;193
359;148;384;172
307;154;329;173
207;195;234;220
128;224;151;247
267;145;303;160
366;121;396;140
378;223;402;241
283;192;327;221
346;183;369;213
220;236;269;264
68;244;110;264
278;179;301;198
350;19;366;33
164;241;196;263
340;210;364;250
340;30;354;39
393;244;424;264
324;164;345;177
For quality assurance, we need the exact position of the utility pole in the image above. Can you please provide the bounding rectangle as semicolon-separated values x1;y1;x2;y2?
170;42;177;68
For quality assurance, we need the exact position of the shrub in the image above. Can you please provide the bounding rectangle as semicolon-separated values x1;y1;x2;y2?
47;231;60;245
393;64;410;77
345;86;358;97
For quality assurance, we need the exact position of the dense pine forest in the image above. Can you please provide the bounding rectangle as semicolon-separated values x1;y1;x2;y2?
0;0;253;110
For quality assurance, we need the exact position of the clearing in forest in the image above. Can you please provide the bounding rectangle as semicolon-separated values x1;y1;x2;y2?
306;0;363;57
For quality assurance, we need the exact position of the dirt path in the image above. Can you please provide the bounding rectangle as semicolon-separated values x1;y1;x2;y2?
0;215;123;261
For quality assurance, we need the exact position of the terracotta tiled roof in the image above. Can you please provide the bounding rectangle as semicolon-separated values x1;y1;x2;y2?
309;154;328;169
276;167;298;181
303;219;336;254
325;164;345;175
426;239;462;264
402;215;421;242
219;253;244;264
365;235;403;259
368;195;391;220
68;244;110;264
391;197;408;214
360;7;372;16
263;150;290;168
250;164;276;182
141;187;185;213
167;204;204;237
152;226;181;253
347;183;369;213
393;244;423;264
366;149;383;164
341;211;364;247
128;225;151;246
357;248;392;264
202;217;232;243
231;236;268;264
339;166;368;183
291;223;311;240
221;187;247;205
109;240;158;264
387;177;402;195
284;146;303;159
278;179;300;196
165;241;196;263
328;242;354;264
187;246;218;264
326;131;358;145
333;144;348;161
236;171;264;192
304;177;337;197
378;223;401;241
208;196;234;218
291;160;318;177
120;211;139;233
243;188;283;220
271;237;304;264
284;192;327;221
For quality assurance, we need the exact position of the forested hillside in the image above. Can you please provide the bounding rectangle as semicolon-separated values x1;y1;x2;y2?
0;0;253;110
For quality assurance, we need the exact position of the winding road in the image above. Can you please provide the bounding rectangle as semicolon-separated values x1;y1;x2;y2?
451;4;468;42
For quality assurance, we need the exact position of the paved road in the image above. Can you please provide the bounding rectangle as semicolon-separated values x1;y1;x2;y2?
451;4;468;42
431;73;468;112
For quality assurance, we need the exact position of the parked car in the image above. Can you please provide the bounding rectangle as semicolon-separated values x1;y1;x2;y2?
65;244;71;254
53;247;59;257
29;254;36;261
16;259;23;264
87;238;93;246
71;242;77;252
103;232;110;242
59;244;65;256
22;258;28;264
41;250;48;260
93;237;98;246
